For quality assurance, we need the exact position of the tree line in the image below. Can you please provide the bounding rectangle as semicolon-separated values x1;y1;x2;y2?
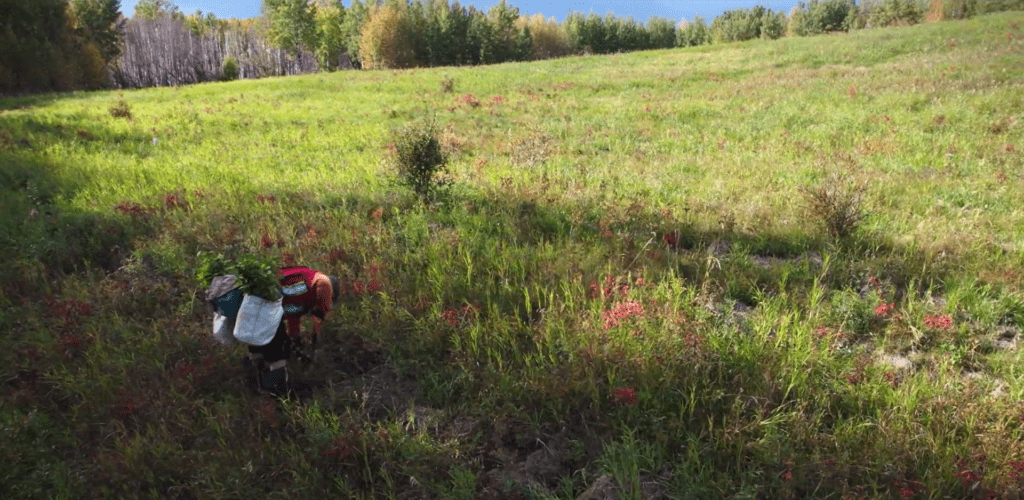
1;0;1022;94
111;2;317;89
0;0;121;92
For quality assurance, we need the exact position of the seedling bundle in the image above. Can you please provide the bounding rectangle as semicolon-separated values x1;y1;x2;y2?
197;251;281;301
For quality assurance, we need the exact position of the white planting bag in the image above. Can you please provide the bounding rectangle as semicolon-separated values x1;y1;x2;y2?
212;312;238;346
232;294;283;346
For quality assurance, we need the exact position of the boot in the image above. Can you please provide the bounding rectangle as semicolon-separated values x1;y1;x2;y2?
242;353;265;393
293;335;319;368
259;360;289;397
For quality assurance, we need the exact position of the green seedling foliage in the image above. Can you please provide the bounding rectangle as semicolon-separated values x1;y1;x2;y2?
195;251;235;286
197;251;281;300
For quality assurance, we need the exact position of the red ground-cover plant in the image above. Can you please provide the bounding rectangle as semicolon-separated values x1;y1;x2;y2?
846;356;871;386
883;371;901;389
892;479;923;500
367;263;384;293
260;234;284;249
350;280;366;296
923;314;953;330
58;333;84;358
114;201;151;217
1008;460;1024;481
333;264;387;298
256;399;279;427
46;297;92;325
441;303;480;328
458;94;480;107
683;332;703;350
610;386;637;405
663;230;681;248
588;275;634;301
955;455;994;494
814;326;846;346
47;298;93;359
323;436;356;459
874;302;895;317
328;247;348;265
163;192;186;210
114;391;144;420
866;274;884;292
603;301;643;329
172;360;196;380
8;377;40;404
281;252;296;266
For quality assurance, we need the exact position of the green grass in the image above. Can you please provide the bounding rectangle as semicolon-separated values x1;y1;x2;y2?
3;12;1024;499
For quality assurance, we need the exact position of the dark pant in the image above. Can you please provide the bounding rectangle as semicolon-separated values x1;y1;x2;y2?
247;321;291;363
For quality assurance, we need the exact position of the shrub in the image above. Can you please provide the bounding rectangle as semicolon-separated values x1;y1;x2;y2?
801;171;868;240
108;99;132;119
440;74;454;93
390;118;450;203
222;57;239;81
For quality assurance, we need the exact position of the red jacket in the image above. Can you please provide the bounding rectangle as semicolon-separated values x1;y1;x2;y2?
279;266;332;337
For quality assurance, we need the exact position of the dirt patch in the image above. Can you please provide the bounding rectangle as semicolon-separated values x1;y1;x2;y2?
475;426;605;499
323;362;420;420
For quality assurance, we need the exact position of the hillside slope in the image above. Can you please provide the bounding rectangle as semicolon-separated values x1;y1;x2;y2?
2;12;1024;499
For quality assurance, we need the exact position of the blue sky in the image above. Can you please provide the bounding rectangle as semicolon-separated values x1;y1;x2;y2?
121;0;802;23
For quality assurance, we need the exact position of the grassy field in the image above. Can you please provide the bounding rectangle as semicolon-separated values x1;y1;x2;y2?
3;11;1024;499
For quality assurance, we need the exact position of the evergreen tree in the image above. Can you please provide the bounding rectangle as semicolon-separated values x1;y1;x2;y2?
676;16;710;47
70;0;124;61
339;0;368;67
647;17;676;50
443;1;473;65
486;0;529;63
0;0;111;92
464;7;489;64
